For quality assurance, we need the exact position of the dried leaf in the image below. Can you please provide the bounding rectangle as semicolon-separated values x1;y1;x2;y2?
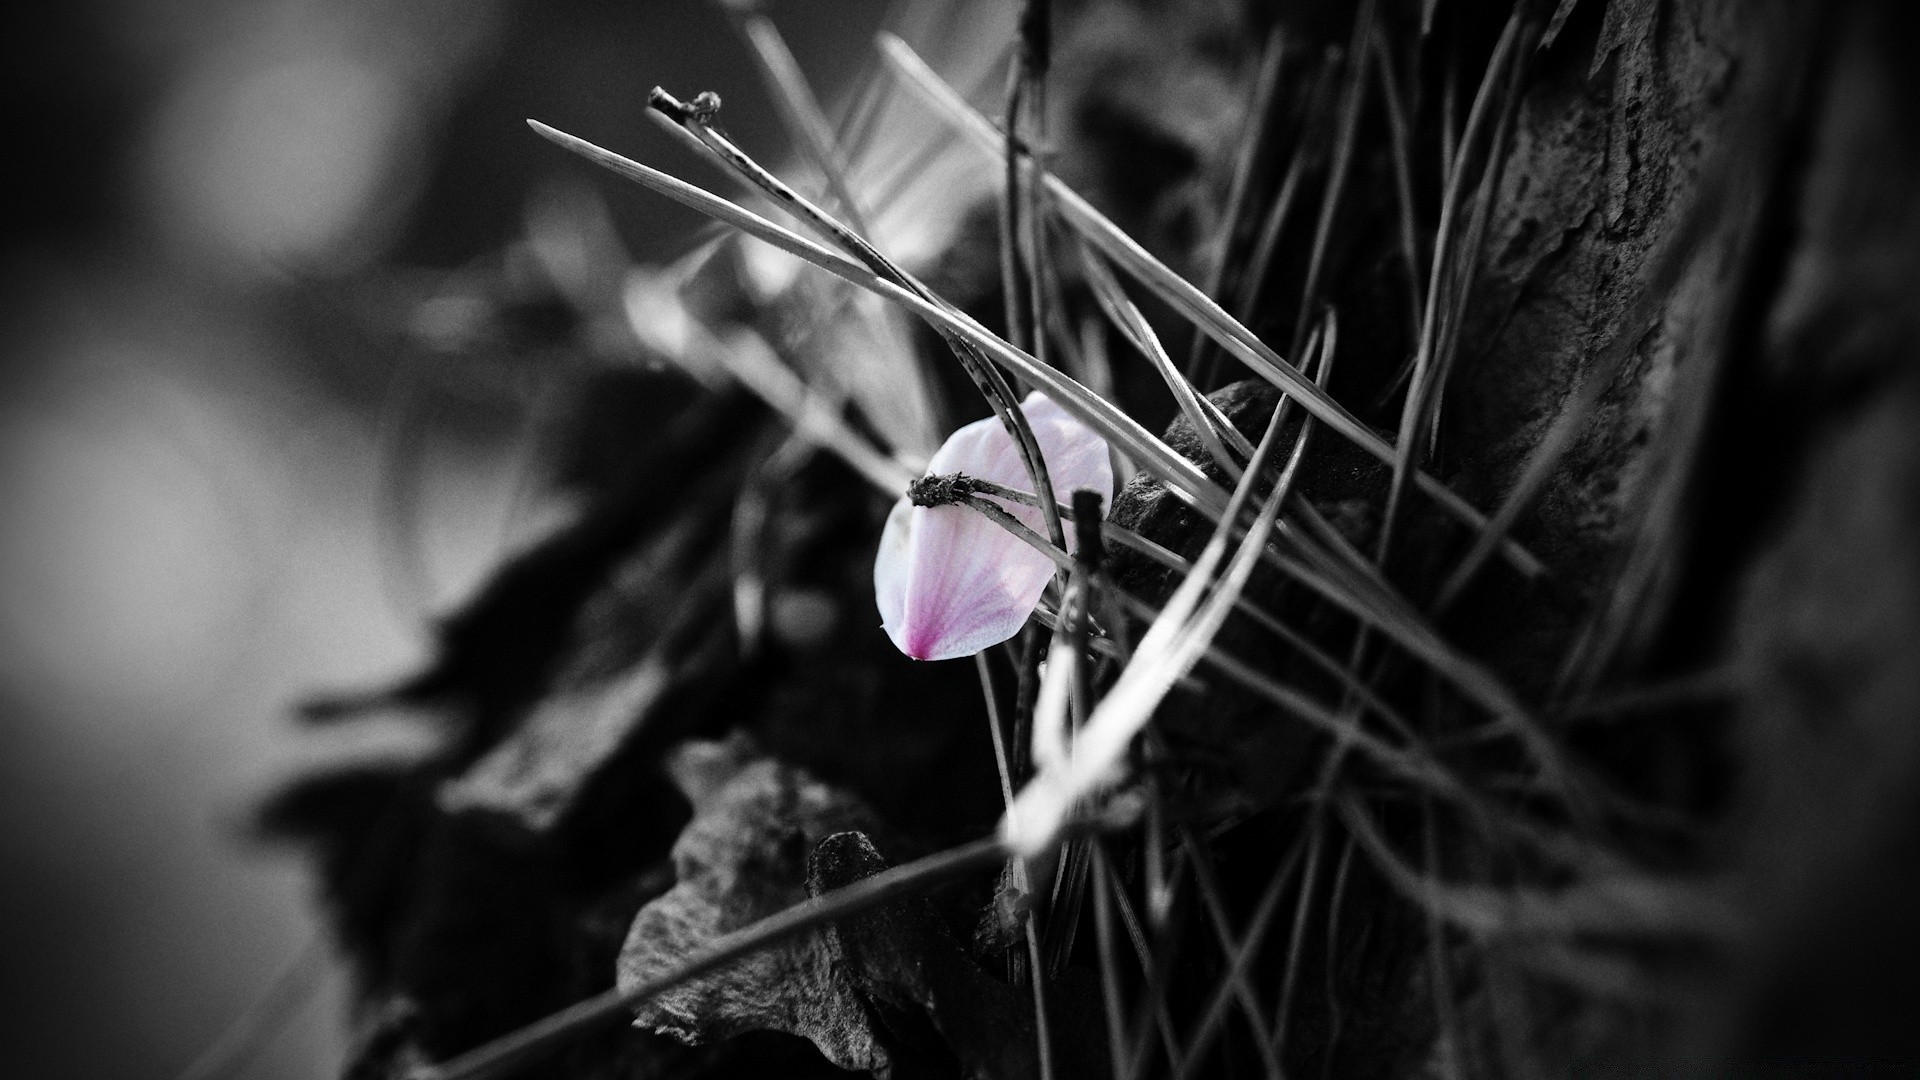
619;735;1082;1079
617;734;894;1072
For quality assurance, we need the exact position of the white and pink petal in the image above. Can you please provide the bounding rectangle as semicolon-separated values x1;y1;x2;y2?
875;392;1113;661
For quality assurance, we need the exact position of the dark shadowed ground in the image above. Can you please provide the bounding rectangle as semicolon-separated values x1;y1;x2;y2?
0;2;883;1077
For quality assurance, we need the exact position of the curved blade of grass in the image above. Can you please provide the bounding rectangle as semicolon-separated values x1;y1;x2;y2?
1076;239;1254;478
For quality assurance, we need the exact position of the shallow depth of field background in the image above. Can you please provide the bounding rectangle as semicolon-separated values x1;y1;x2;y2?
0;1;889;1076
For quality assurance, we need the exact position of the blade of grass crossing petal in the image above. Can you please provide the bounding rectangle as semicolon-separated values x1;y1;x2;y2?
1004;377;1299;857
968;452;1475;803
877;33;1546;579
527;120;1223;518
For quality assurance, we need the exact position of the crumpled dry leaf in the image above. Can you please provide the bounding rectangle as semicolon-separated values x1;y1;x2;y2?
807;831;1055;1080
617;734;1058;1079
618;733;895;1072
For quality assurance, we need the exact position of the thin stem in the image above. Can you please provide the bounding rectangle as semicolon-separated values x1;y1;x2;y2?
1023;912;1059;1080
1000;65;1034;355
978;653;1019;811
175;937;328;1080
1186;23;1287;381
1373;27;1427;349
1100;850;1185;1061
722;7;871;234
1122;859;1193;1080
1286;0;1374;367
1091;842;1132;1080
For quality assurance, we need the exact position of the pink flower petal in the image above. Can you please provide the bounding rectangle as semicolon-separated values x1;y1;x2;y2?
875;392;1113;661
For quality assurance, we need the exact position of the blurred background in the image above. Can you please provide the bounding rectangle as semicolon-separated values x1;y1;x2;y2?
0;1;888;1076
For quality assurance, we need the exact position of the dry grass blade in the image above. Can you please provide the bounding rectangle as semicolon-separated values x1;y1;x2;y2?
1185;22;1287;380
1335;797;1742;942
1090;842;1131;1080
877;32;1547;580
1377;8;1523;562
1177;830;1284;1078
1099;852;1186;1066
529;118;1228;516
1266;810;1326;1057
722;7;871;233
1228;60;1330;359
1373;26;1427;348
175;938;327;1080
1285;0;1374;364
409;836;1009;1080
1004;372;1304;857
623;284;916;494
1077;239;1254;478
1167;834;1307;1080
